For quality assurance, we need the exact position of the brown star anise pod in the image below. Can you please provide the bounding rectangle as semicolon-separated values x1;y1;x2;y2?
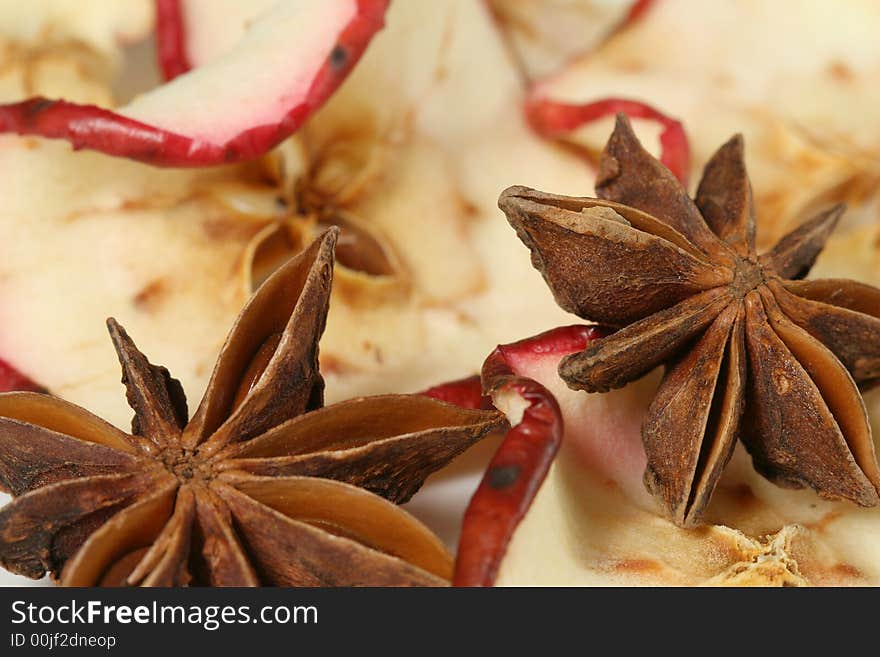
0;229;505;586
499;114;880;527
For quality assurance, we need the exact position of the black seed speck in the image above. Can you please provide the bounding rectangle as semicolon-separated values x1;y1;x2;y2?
488;464;521;490
329;46;348;69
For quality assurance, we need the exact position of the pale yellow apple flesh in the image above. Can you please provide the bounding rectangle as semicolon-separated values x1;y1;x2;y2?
0;0;590;427
124;1;361;144
492;343;880;586
0;0;152;57
532;0;880;246
178;0;277;67
486;0;638;79
2;0;880;588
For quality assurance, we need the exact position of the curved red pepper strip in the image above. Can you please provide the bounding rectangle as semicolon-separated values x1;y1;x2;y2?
525;96;690;186
0;359;46;393
0;0;389;166
155;0;191;80
453;325;609;587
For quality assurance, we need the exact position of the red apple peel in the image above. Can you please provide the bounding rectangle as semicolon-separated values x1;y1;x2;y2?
525;96;690;185
625;0;657;25
421;375;492;411
0;359;46;394
155;0;190;80
453;325;610;587
0;0;389;166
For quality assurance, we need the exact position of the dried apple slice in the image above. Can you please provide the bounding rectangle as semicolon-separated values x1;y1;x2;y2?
0;136;268;430
526;97;691;186
0;42;116;106
0;0;596;586
0;0;575;432
454;328;571;586
0;2;152;109
422;375;487;410
529;0;880;244
0;0;389;166
231;0;595;388
155;0;191;80
456;327;880;586
156;0;278;79
485;0;652;79
454;324;661;586
0;1;152;58
0;360;45;393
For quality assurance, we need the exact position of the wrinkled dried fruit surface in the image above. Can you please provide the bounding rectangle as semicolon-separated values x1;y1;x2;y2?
0;0;596;432
454;325;610;586
0;0;389;166
0;1;152;58
532;0;880;247
525;96;690;185
499;115;880;526
486;0;650;80
0;230;505;586
463;327;880;586
0;0;152;106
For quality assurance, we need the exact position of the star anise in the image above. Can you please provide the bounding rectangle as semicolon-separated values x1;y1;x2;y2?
498;114;880;527
0;229;505;585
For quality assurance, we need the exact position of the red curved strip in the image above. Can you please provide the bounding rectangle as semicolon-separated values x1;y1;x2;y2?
0;0;389;166
525;96;690;186
0;359;46;393
625;0;657;24
453;324;610;587
420;375;490;410
155;0;191;80
494;324;608;364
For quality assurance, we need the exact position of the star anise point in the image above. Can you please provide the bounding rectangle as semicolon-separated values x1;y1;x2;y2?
500;123;880;526
0;230;504;585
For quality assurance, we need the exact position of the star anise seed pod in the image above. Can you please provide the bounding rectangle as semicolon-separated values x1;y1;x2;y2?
498;114;880;527
0;229;505;585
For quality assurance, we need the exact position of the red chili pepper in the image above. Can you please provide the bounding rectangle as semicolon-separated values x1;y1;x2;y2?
525;96;691;186
453;325;610;586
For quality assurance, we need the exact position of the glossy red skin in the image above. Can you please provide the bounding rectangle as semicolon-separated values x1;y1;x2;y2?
525;96;690;186
155;0;190;80
0;0;389;166
421;375;493;410
453;325;610;587
0;359;46;393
